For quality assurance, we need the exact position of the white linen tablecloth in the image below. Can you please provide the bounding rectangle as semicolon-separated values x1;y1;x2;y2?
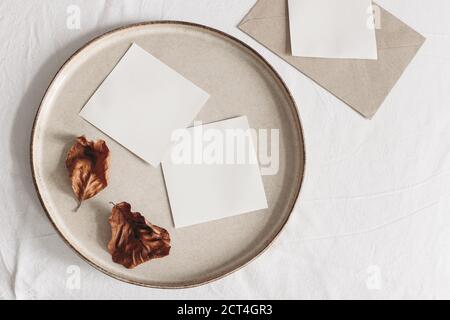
1;0;450;299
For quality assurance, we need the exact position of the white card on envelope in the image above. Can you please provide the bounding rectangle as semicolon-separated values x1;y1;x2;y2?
162;116;268;228
79;43;209;166
288;0;378;59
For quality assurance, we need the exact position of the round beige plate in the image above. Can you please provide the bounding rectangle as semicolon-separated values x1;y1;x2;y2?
31;21;305;288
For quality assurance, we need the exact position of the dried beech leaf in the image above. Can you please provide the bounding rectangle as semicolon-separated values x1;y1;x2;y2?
108;202;171;269
65;136;110;208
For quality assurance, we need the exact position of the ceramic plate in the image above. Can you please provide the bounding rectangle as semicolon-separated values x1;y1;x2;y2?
31;21;305;288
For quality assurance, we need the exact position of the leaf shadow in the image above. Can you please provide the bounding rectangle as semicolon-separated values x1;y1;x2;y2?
91;200;112;254
53;133;78;210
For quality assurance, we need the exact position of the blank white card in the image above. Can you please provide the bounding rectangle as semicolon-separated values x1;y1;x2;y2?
162;116;268;228
80;43;210;166
288;0;378;59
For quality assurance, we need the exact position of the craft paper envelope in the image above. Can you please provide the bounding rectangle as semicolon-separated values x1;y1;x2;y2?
239;0;425;118
288;0;378;59
162;116;268;228
80;43;210;166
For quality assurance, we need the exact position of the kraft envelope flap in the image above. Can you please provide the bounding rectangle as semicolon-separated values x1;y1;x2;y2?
239;0;426;118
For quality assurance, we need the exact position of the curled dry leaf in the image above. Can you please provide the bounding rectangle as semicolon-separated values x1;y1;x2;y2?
65;136;110;209
108;202;171;269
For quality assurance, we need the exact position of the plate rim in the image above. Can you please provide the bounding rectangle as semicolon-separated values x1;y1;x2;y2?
30;20;306;289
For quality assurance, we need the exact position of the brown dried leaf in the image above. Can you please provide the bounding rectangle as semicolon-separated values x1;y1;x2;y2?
65;136;110;208
108;202;171;269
